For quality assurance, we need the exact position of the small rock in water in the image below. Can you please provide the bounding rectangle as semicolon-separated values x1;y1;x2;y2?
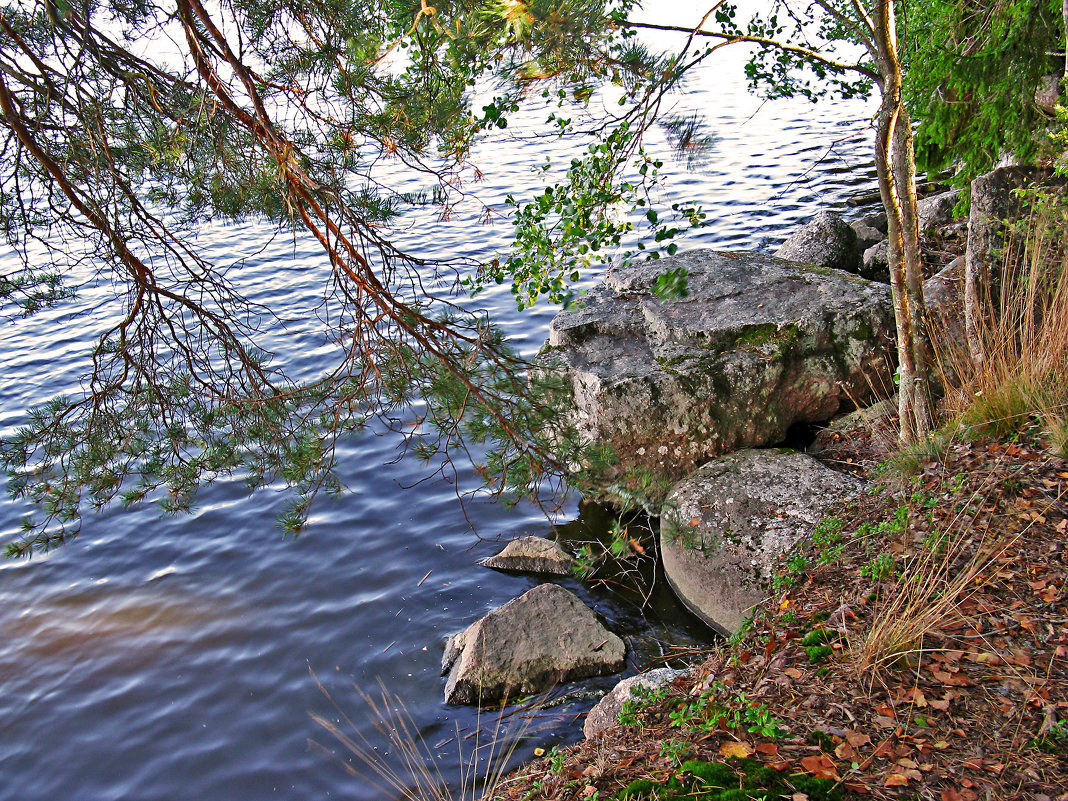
441;583;625;705
477;536;575;576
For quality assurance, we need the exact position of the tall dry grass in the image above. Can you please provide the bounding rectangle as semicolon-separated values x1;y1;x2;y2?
858;188;1068;677
936;190;1068;451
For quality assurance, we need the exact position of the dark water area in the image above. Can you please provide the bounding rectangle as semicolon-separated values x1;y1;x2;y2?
0;10;882;801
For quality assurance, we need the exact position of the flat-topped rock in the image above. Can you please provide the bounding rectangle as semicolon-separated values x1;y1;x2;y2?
477;536;575;576
441;583;625;705
543;249;895;505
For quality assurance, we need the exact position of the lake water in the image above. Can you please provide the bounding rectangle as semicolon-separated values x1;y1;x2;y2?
0;11;879;801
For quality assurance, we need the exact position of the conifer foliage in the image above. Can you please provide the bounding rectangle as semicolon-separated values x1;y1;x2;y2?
0;0;687;554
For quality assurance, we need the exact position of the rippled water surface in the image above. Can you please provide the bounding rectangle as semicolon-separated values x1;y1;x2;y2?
0;11;879;801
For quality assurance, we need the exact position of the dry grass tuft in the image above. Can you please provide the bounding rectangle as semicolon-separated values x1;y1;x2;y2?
853;466;1013;678
310;674;528;801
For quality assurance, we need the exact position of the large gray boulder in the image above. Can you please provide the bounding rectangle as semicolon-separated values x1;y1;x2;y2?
441;583;625;705
477;536;575;576
773;211;862;274
543;250;895;504
660;450;862;635
583;667;686;739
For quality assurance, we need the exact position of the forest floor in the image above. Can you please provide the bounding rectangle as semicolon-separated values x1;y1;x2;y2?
490;415;1068;801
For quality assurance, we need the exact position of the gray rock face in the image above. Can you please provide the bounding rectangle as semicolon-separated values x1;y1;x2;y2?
477;536;575;576
544;250;895;503
859;211;888;235
917;189;962;232
773;211;862;274
924;258;967;387
1036;73;1062;115
861;239;889;283
441;583;625;705
925;257;965;332
583;667;686;739
850;219;885;252
964;167;1067;357
660;450;862;635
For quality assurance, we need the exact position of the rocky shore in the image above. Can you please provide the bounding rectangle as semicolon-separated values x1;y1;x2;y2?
437;166;1067;800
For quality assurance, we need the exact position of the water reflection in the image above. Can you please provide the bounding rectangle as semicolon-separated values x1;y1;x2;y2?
0;25;878;801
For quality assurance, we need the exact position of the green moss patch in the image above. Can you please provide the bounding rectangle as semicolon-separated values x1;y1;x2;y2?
614;758;845;801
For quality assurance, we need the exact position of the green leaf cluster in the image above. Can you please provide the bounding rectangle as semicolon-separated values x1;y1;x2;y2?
903;0;1065;180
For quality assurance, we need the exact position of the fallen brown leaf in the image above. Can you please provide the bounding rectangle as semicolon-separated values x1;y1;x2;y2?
844;730;871;748
800;754;839;780
836;742;859;762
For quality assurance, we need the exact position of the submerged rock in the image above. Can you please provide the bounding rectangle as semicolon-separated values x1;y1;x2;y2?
477;536;575;576
441;583;625;705
543;249;894;504
660;449;862;635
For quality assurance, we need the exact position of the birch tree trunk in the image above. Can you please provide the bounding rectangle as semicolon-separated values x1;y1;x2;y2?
871;0;934;443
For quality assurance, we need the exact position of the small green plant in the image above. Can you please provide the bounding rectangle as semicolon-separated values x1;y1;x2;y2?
547;744;566;775
1031;721;1068;753
725;616;754;648
572;544;598;579
809;730;836;752
732;694;787;739
910;490;939;509
617;684;670;728
665;686;786;740
812;516;844;545
860;553;897;581
771;572;796;591
817;543;845;565
799;629;834;647
811;516;846;564
658;738;693;765
668;694;708;729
